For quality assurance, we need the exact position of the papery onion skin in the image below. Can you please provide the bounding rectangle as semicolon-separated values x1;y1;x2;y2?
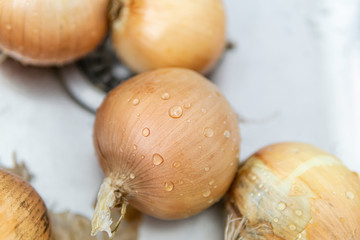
0;0;108;66
94;68;240;220
226;142;360;240
111;0;226;74
0;169;52;240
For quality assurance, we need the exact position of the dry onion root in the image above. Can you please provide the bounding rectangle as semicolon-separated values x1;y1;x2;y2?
0;169;52;240
110;0;226;74
225;142;360;240
91;68;240;237
0;0;108;66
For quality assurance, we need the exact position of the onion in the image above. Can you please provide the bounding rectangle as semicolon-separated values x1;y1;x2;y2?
91;68;240;237
110;0;226;74
0;0;108;66
225;142;360;240
0;169;52;240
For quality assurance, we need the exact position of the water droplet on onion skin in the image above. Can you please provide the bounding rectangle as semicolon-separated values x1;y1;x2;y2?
172;161;181;168
152;154;164;166
142;128;150;137
161;92;170;100
277;202;287;211
184;103;191;109
202;189;211;197
164;181;174;192
289;224;297;231
203;127;214;138
224;130;230;138
132;98;140;105
130;173;135;179
169;106;183;118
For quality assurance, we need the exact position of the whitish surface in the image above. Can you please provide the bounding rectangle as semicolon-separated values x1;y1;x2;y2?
0;0;359;239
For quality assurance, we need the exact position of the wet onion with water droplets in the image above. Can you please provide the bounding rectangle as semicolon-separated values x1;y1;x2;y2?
225;142;360;240
92;68;240;238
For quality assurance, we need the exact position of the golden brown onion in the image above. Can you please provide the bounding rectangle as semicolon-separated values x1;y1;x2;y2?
92;68;240;237
111;0;226;74
226;142;360;240
0;169;52;240
0;0;108;66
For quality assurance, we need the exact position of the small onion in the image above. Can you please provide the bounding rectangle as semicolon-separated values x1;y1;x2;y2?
91;68;240;237
225;142;360;240
0;0;108;66
0;169;52;240
110;0;226;74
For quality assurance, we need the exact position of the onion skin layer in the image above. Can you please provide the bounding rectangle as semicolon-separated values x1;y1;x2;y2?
0;169;52;240
94;68;240;220
226;142;360;240
0;0;108;66
111;0;226;74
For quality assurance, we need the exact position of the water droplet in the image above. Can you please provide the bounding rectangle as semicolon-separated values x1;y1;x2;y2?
186;119;191;123
164;181;174;192
289;224;297;231
203;127;214;138
346;191;354;200
120;147;124;152
204;167;210;172
208;198;214;204
169;106;183;118
295;210;303;216
209;179;215;185
273;217;279;223
184;103;191;109
132;98;139;105
277;202;287;211
224;130;230;138
179;180;184;184
130;173;135;179
133;144;137;150
161;92;170;100
141;155;145;159
202;189;211;197
251;175;257;182
152;154;164;166
132;153;136;157
120;174;126;179
230;162;234;166
201;108;207;114
172;161;181;168
136;113;140;117
142;128;150;137
258;183;264;189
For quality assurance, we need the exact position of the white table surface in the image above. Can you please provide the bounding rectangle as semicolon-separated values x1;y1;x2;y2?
0;0;359;239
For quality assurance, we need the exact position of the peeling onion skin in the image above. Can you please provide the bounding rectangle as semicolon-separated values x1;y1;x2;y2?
92;68;240;236
226;143;360;240
111;0;226;74
0;0;108;66
0;169;52;240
